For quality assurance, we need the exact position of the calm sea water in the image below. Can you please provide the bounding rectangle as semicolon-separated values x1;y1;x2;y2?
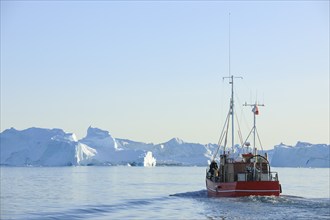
1;166;329;219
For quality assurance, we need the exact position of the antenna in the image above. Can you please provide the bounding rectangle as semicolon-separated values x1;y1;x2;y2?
222;13;243;150
228;12;231;77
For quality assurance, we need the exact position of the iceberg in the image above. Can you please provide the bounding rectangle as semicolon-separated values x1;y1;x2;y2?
269;142;330;168
143;151;156;167
0;127;329;167
0;127;86;166
152;138;210;166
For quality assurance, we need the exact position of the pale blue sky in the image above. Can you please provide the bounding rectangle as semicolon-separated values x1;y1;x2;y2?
1;1;329;148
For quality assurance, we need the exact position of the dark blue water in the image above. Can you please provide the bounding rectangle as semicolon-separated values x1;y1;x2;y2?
1;167;329;219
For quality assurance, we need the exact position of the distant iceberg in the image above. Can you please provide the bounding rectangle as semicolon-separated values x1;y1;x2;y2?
0;127;78;166
268;142;330;168
0;127;147;166
0;127;329;167
143;151;156;167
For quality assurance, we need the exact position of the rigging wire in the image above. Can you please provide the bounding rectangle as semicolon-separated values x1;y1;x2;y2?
224;112;230;152
234;85;252;141
242;127;254;150
212;110;231;161
235;111;244;147
256;127;264;152
234;111;245;160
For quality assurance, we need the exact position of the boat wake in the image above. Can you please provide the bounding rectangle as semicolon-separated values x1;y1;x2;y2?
169;190;208;198
171;190;330;219
20;192;329;220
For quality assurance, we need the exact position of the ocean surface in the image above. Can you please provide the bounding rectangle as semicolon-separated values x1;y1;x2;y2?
1;166;329;219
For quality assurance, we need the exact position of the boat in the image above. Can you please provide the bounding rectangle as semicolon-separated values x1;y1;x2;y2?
205;75;282;197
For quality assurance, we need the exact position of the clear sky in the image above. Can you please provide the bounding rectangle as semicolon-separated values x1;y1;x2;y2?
1;1;329;149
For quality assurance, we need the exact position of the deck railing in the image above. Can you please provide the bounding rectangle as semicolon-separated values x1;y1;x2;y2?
237;171;279;181
207;168;279;182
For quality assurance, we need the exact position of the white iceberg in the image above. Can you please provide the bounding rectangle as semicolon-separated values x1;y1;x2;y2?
143;151;156;167
0;127;328;167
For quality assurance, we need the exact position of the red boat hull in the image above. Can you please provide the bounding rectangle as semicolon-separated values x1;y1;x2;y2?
206;178;281;197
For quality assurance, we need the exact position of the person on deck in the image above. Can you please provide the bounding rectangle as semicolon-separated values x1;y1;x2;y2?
209;160;218;176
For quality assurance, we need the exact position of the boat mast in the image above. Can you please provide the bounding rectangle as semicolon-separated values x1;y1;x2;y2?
243;102;264;155
223;75;242;150
231;76;234;149
243;102;264;180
